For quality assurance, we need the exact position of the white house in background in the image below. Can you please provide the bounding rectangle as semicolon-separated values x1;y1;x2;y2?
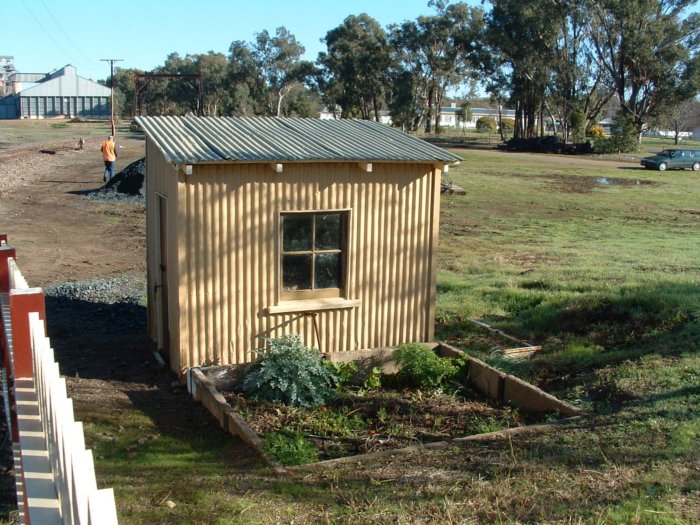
439;103;516;129
320;102;515;128
0;64;111;120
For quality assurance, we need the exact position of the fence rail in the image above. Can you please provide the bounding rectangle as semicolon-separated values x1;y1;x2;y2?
1;235;118;524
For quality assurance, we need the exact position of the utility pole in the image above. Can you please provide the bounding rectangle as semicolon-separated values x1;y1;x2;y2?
101;58;123;136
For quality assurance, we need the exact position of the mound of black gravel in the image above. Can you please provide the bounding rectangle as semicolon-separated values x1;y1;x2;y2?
87;158;145;203
44;275;146;305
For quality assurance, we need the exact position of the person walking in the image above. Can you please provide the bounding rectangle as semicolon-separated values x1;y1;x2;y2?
100;135;118;182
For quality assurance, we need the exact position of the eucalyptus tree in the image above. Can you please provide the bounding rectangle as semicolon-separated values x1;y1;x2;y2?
486;0;560;139
548;0;615;141
587;0;700;148
228;40;265;115
229;26;314;117
389;1;486;133
317;13;392;120
196;52;235;116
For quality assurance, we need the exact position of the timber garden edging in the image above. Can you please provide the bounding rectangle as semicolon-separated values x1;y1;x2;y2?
186;342;586;474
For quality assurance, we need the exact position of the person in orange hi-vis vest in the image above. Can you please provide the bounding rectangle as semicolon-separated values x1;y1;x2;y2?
100;135;118;182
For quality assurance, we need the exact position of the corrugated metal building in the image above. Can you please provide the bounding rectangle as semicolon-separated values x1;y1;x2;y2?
0;65;111;119
136;115;462;375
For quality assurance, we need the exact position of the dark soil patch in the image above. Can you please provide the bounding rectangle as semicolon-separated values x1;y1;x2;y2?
223;387;527;461
543;174;657;193
480;170;659;193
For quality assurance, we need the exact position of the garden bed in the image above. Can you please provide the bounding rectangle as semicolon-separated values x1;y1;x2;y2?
221;384;526;463
188;342;584;468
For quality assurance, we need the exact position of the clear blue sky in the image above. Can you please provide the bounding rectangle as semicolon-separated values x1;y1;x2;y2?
5;0;480;81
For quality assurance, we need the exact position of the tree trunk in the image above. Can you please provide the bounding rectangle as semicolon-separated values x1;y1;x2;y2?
544;99;558;138
425;86;434;134
497;103;505;142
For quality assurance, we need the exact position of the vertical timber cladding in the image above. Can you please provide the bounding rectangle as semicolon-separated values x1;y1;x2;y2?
178;161;441;368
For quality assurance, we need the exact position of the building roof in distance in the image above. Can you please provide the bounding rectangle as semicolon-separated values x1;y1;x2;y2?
135;115;463;165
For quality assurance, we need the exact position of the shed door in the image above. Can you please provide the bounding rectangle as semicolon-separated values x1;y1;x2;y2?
157;195;170;357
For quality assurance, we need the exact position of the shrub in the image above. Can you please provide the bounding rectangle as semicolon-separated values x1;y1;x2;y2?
263;431;318;466
242;335;337;407
587;125;605;138
476;116;497;132
569;110;586;142
393;343;458;390
500;118;515;131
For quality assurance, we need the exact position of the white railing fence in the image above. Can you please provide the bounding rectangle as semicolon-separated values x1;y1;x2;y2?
8;258;28;290
28;312;118;525
1;237;119;525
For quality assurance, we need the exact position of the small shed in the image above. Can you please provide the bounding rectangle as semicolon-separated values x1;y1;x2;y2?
136;116;462;375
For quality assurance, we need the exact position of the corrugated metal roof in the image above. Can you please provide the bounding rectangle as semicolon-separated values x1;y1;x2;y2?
17;65;111;97
135;115;463;165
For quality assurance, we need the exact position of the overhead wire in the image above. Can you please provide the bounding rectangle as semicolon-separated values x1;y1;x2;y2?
38;0;102;70
18;0;99;74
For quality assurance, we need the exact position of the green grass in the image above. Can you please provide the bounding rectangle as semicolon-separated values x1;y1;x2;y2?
427;149;700;522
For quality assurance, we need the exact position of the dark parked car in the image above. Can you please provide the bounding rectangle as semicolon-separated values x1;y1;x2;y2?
641;148;700;171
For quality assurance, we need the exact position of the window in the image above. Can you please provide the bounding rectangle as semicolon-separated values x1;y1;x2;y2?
280;212;347;300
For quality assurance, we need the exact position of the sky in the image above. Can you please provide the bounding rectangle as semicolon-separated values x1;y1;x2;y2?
5;0;480;82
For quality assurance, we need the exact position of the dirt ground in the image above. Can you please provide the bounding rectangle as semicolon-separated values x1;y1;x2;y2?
0;128;145;286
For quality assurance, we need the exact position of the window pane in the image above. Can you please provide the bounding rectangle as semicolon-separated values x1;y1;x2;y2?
315;253;342;289
315;213;342;250
283;215;312;251
283;254;312;291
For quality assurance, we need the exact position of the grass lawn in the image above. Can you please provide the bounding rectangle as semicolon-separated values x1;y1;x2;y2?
87;149;698;524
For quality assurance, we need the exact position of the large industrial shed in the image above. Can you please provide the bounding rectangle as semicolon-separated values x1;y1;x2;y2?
136;115;462;375
0;65;110;119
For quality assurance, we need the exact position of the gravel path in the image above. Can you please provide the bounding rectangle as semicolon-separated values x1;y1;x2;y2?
44;274;146;305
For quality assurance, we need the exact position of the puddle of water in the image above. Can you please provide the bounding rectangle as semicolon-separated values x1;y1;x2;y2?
596;177;653;186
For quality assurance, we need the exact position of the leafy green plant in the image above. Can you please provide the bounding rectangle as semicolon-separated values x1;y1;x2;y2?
326;360;359;387
393;344;458;390
362;366;383;390
262;431;318;466
242;335;337;407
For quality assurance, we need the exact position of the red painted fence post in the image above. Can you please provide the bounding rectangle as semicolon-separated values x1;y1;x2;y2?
0;245;16;293
9;289;46;379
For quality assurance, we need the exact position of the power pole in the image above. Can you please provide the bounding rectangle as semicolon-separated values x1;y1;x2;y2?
101;58;123;136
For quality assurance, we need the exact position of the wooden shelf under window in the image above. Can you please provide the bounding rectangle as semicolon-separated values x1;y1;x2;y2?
266;298;361;315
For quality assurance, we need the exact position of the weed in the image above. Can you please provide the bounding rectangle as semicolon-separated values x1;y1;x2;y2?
263;432;318;466
326;360;359;387
362;367;383;391
393;343;458;390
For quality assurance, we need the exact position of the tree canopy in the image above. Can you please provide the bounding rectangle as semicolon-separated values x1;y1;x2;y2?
105;0;699;151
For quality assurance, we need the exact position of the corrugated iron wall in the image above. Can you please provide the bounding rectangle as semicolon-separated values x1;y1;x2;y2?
148;152;441;372
18;96;109;118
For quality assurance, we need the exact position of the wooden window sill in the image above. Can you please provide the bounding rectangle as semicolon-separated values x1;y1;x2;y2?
267;298;361;315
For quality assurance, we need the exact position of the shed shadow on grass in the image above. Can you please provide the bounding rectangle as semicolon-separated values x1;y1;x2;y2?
44;295;264;470
437;280;700;397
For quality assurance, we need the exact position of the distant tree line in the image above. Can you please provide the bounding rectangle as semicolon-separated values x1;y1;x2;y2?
106;0;699;152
